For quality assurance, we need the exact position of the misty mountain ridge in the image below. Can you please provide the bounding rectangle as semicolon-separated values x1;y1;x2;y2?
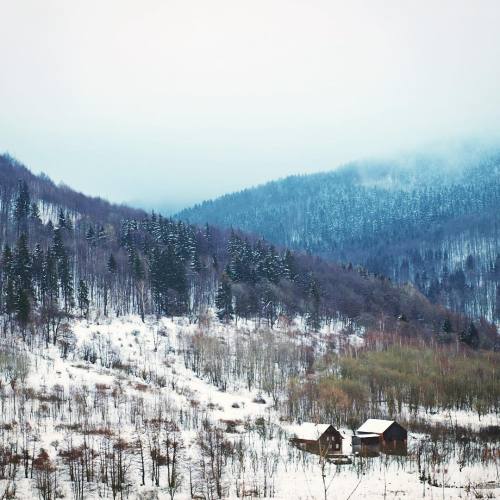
1;151;499;500
177;145;500;322
2;152;496;345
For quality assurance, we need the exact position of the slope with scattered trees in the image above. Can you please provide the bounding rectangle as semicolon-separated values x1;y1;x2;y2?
0;153;496;348
178;147;500;322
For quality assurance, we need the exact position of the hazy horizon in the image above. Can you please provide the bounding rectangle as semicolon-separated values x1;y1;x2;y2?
2;1;500;211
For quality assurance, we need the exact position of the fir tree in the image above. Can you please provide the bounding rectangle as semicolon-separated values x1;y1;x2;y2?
32;244;44;280
5;279;16;320
86;226;96;246
77;280;90;318
14;234;33;298
57;208;67;229
65;212;73;232
58;252;74;313
460;322;480;349
41;250;58;309
30;202;42;225
437;317;453;343
1;245;16;320
107;253;118;274
97;225;106;243
16;288;31;332
52;227;65;260
306;278;322;332
132;252;145;281
13;180;31;235
283;250;298;281
150;245;188;316
215;274;233;322
442;318;453;333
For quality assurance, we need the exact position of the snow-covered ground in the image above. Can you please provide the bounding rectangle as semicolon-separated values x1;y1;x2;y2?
1;314;498;499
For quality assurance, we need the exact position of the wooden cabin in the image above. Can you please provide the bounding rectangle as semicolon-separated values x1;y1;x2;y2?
290;423;343;455
356;419;407;444
351;433;380;447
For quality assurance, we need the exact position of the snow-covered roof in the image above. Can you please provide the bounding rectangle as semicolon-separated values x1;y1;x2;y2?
356;432;380;438
357;419;395;434
290;423;333;441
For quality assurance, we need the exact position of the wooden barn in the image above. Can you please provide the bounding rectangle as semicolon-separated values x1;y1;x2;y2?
356;419;407;444
290;423;343;455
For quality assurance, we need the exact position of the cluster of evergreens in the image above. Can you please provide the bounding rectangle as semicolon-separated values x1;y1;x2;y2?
0;154;497;348
179;152;500;320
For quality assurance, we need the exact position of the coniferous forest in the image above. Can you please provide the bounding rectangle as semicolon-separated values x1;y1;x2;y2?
2;2;500;497
1;154;499;500
1;154;496;348
179;148;500;322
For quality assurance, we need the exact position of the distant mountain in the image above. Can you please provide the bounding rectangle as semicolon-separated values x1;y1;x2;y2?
177;146;500;322
1;153;496;348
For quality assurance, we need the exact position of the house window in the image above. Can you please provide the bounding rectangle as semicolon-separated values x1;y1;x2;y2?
335;443;339;450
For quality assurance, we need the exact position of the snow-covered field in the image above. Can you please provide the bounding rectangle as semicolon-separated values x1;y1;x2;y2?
1;314;498;499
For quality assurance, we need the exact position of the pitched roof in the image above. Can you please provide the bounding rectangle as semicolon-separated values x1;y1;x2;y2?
356;432;380;438
357;419;395;434
290;423;334;441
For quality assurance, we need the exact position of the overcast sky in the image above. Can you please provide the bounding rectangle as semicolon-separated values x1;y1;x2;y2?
1;0;500;212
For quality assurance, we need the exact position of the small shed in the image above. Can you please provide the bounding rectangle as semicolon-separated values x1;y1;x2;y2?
291;423;343;454
356;419;407;443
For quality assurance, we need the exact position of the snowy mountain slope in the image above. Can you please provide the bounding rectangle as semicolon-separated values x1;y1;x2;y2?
2;152;492;347
1;313;498;499
177;147;500;321
1;152;499;499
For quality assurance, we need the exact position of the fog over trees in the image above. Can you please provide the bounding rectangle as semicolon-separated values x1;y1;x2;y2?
1;154;496;350
0;153;499;499
178;147;500;322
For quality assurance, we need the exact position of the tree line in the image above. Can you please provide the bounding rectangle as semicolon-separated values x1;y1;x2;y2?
178;151;500;321
0;155;496;348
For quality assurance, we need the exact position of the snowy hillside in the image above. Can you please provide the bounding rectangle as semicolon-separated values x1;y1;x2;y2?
1;314;499;499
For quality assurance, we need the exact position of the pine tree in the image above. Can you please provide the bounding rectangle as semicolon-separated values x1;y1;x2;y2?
149;245;188;316
41;251;58;308
132;252;145;281
283;250;298;281
58;252;74;313
32;244;44;287
77;280;90;318
16;288;31;332
13;180;31;235
57;208;67;229
86;226;96;246
30;202;42;225
215;274;233;322
97;225;106;244
1;245;16;320
65;212;73;232
442;318;452;333
437;317;453;343
107;253;118;274
466;254;475;270
52;227;65;260
5;279;16;320
260;281;278;327
131;252;146;321
306;278;322;332
459;322;480;349
14;234;34;298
